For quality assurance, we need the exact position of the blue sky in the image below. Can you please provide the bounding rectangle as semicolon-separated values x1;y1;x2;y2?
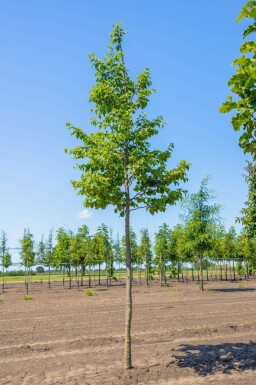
0;0;249;256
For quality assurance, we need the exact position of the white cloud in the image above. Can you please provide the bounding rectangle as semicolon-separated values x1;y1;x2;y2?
76;209;92;219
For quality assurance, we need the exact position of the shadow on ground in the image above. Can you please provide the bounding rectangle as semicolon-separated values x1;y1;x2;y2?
208;288;256;292
174;342;256;376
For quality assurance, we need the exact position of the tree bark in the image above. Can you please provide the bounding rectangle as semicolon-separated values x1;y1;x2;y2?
199;252;204;291
124;204;132;369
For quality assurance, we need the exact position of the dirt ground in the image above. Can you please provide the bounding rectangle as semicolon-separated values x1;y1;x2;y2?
1;279;256;385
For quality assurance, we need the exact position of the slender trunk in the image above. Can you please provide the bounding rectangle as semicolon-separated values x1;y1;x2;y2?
89;263;91;288
98;263;101;285
192;266;194;281
124;204;132;369
48;264;51;289
159;255;162;286
199;253;204;291
233;260;236;280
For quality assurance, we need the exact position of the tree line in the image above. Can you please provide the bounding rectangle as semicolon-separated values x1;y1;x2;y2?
1;180;255;285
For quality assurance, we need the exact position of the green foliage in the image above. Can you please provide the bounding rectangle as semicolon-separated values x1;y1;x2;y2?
65;22;190;218
237;162;256;238
23;295;33;300
220;1;256;158
36;266;45;273
138;228;153;279
236;260;244;275
19;229;35;267
121;228;138;265
84;288;96;296
154;223;172;270
0;231;12;269
181;177;222;257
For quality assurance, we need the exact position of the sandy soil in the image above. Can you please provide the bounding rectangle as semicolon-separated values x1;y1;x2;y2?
1;279;256;385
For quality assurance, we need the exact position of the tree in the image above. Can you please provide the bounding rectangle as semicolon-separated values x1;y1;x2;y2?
181;177;222;290
121;227;139;281
154;223;171;284
20;229;35;267
223;226;238;280
238;161;256;238
138;228;153;286
220;1;256;158
0;231;12;291
65;23;189;369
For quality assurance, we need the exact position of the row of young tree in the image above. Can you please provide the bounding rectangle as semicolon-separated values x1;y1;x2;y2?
1;180;255;287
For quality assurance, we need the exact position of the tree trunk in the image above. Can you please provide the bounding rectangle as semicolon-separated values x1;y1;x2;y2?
124;205;132;369
199;253;204;291
159;255;162;286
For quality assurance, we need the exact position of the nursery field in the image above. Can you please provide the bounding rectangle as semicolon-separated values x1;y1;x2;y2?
1;280;256;385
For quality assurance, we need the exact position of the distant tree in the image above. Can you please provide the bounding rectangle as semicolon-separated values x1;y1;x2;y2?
65;22;189;369
113;234;123;269
220;1;256;158
154;223;171;285
0;231;12;271
138;228;153;286
36;236;45;264
121;228;139;277
93;224;114;286
54;227;73;270
36;266;45;273
3;251;12;269
182;177;222;290
223;226;238;280
20;229;35;267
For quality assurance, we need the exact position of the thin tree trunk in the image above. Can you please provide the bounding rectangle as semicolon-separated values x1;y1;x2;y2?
199;253;204;291
159;255;162;286
233;260;236;280
124;204;132;369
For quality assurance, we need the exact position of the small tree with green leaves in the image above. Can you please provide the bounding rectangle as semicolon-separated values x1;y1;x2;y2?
154;223;172;284
20;229;35;268
138;228;153;286
65;23;189;369
181;177;222;290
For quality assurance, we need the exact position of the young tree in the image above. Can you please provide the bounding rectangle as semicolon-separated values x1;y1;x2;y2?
65;23;189;369
121;228;139;282
154;223;171;285
181;177;222;290
113;234;123;281
138;228;153;286
223;226;238;280
0;231;12;291
20;229;35;267
220;1;256;158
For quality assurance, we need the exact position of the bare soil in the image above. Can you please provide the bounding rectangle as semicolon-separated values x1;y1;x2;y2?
1;279;256;385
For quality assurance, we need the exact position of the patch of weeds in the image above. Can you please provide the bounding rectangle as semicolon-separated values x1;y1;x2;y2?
24;295;33;300
84;288;96;296
0;297;3;304
239;283;245;289
201;323;211;331
245;320;256;325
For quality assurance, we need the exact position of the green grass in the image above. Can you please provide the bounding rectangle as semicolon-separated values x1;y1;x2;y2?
84;288;96;296
23;295;33;300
